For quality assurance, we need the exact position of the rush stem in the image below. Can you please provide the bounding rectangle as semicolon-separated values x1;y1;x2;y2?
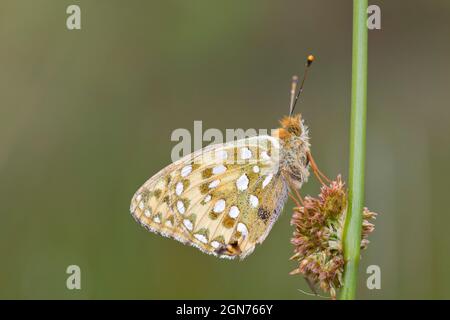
339;0;368;300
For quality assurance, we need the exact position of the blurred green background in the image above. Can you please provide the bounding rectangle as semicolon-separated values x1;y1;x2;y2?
1;0;449;299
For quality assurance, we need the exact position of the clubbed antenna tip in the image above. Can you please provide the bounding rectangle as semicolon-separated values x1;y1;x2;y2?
289;54;315;116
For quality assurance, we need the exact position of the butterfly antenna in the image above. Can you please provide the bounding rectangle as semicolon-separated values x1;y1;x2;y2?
289;75;299;114
289;54;315;116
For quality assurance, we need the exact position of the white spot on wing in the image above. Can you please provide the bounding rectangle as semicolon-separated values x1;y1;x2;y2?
177;200;185;214
240;147;252;160
262;174;273;188
181;165;192;177
212;165;227;175
204;194;212;203
213;199;226;213
138;201;144;210
237;222;248;237
236;174;249;191
175;182;184;195
215;150;228;160
249;195;259;208
144;209;151;217
210;241;220;249
153;216;161;223
194;234;208;244
136;194;142;202
229;206;240;219
183;219;193;231
253;166;260;173
209;179;220;189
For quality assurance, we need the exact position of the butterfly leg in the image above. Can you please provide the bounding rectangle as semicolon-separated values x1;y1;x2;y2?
306;151;331;185
288;192;302;208
292;186;312;217
285;173;311;216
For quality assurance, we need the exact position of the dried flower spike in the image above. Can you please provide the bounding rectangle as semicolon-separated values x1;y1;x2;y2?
290;175;377;299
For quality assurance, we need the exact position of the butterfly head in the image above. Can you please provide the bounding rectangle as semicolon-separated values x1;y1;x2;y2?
276;114;303;138
272;114;308;144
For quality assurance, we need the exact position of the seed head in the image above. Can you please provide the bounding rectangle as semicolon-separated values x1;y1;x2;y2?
290;175;377;299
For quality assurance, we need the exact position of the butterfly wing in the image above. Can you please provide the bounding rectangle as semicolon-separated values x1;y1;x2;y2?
130;135;289;259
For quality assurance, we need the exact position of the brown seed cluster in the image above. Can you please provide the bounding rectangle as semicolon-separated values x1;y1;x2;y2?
289;175;377;299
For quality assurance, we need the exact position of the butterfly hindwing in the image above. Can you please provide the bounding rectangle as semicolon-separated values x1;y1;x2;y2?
130;135;289;259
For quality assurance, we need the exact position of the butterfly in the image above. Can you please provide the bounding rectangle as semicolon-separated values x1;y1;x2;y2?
130;55;315;259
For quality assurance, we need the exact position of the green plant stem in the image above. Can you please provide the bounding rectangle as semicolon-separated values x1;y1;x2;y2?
339;0;368;300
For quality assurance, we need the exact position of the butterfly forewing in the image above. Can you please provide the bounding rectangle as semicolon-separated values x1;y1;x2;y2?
130;135;289;259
